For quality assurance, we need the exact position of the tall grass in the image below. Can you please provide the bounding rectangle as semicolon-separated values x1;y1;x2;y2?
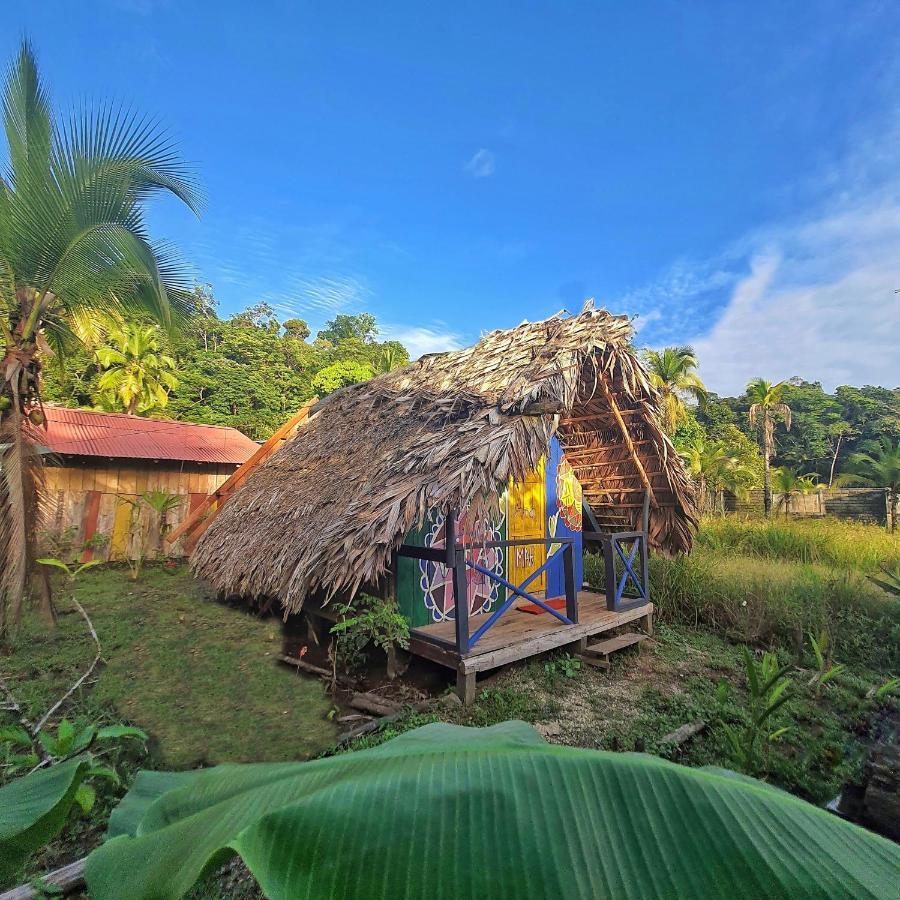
583;516;900;671
646;552;900;671
694;516;899;572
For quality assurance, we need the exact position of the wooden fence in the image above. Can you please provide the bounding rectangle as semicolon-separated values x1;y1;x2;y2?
41;460;236;562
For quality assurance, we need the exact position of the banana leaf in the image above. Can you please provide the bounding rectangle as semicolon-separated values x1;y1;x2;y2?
85;721;899;900
0;755;91;882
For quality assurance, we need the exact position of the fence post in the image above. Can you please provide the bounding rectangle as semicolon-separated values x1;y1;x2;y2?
603;537;617;611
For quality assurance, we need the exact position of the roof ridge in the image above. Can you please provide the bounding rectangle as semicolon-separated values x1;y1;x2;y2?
43;405;251;434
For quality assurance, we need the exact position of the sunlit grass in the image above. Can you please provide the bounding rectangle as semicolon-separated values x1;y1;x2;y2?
2;564;336;769
585;517;900;671
695;515;899;572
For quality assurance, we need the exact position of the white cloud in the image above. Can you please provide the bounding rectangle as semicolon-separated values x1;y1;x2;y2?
692;215;900;393
381;324;465;359
464;149;496;179
624;133;900;394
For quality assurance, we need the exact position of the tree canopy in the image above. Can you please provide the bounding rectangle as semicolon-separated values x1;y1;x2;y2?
42;298;410;439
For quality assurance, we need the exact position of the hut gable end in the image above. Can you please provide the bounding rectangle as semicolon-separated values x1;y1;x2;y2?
192;303;697;611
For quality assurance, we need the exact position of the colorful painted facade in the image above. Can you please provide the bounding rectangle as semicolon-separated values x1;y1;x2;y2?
396;437;584;627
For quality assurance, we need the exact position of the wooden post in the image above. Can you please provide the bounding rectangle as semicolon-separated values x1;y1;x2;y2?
642;605;654;637
446;511;469;656
457;669;476;705
452;550;469;656
603;538;617;611
563;542;578;623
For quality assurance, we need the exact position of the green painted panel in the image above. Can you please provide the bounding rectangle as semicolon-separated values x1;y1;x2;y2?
396;507;508;628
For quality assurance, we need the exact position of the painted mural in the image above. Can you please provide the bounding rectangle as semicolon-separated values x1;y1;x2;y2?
395;436;584;628
418;507;506;623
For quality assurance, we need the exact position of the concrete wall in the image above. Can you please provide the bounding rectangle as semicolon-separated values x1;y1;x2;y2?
726;487;889;525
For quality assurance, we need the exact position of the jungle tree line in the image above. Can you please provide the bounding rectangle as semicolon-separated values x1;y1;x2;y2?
646;347;900;525
42;291;410;440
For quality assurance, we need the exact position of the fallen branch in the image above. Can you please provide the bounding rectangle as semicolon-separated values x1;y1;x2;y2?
350;693;400;717
35;596;101;733
336;700;433;746
0;856;86;899
660;720;706;746
278;653;355;687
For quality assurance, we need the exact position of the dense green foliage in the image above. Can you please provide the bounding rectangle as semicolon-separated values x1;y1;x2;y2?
43;292;409;439
85;720;898;900
700;380;900;483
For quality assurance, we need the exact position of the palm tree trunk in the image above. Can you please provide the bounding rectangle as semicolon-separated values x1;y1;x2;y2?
762;451;772;517
0;379;30;635
828;433;843;488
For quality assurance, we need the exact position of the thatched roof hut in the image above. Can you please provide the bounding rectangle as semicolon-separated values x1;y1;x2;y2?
192;303;696;612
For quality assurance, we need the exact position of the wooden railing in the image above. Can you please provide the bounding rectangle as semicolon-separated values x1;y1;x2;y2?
582;530;648;612
397;512;578;656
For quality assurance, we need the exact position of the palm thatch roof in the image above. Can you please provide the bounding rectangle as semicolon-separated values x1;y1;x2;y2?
192;302;697;612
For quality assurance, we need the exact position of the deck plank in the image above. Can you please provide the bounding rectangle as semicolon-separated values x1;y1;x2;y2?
408;591;653;675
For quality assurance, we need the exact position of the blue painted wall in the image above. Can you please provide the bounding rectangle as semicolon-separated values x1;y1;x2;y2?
545;436;584;596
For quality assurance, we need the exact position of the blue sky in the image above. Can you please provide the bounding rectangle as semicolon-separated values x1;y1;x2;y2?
5;1;900;393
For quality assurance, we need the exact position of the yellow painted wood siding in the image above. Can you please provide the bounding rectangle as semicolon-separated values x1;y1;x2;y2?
40;461;238;561
507;458;547;593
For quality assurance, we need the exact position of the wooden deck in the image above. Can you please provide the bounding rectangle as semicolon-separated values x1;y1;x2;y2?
409;590;653;701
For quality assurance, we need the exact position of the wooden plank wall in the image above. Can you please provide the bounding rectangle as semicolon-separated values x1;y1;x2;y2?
41;460;235;561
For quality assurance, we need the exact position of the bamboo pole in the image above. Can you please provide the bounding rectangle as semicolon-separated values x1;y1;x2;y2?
596;377;657;508
167;398;318;544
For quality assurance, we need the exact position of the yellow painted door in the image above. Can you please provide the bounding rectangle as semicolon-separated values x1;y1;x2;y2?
507;459;546;593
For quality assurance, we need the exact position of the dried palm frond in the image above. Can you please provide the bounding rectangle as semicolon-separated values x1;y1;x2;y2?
192;302;698;614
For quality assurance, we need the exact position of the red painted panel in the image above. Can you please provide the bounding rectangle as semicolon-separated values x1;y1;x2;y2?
81;490;102;562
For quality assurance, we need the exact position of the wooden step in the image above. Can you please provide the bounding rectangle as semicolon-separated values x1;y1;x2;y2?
577;632;648;668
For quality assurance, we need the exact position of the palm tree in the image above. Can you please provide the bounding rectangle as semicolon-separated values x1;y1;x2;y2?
643;346;707;433
746;378;792;517
94;323;178;415
771;467;820;518
0;41;199;634
377;345;401;374
841;439;900;532
681;436;758;514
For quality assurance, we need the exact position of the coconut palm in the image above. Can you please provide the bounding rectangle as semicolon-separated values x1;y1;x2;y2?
840;439;900;532
0;40;199;634
94;323;178;415
643;345;707;433
746;378;792;517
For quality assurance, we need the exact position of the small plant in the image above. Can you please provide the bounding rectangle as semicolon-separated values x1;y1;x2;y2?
543;653;582;687
807;629;845;694
0;559;148;880
141;490;182;558
723;647;793;775
329;594;410;684
868;676;900;702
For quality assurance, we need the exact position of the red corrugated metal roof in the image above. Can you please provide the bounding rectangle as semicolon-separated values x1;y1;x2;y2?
37;407;258;465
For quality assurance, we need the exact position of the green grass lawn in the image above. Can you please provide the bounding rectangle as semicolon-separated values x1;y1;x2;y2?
2;564;336;769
